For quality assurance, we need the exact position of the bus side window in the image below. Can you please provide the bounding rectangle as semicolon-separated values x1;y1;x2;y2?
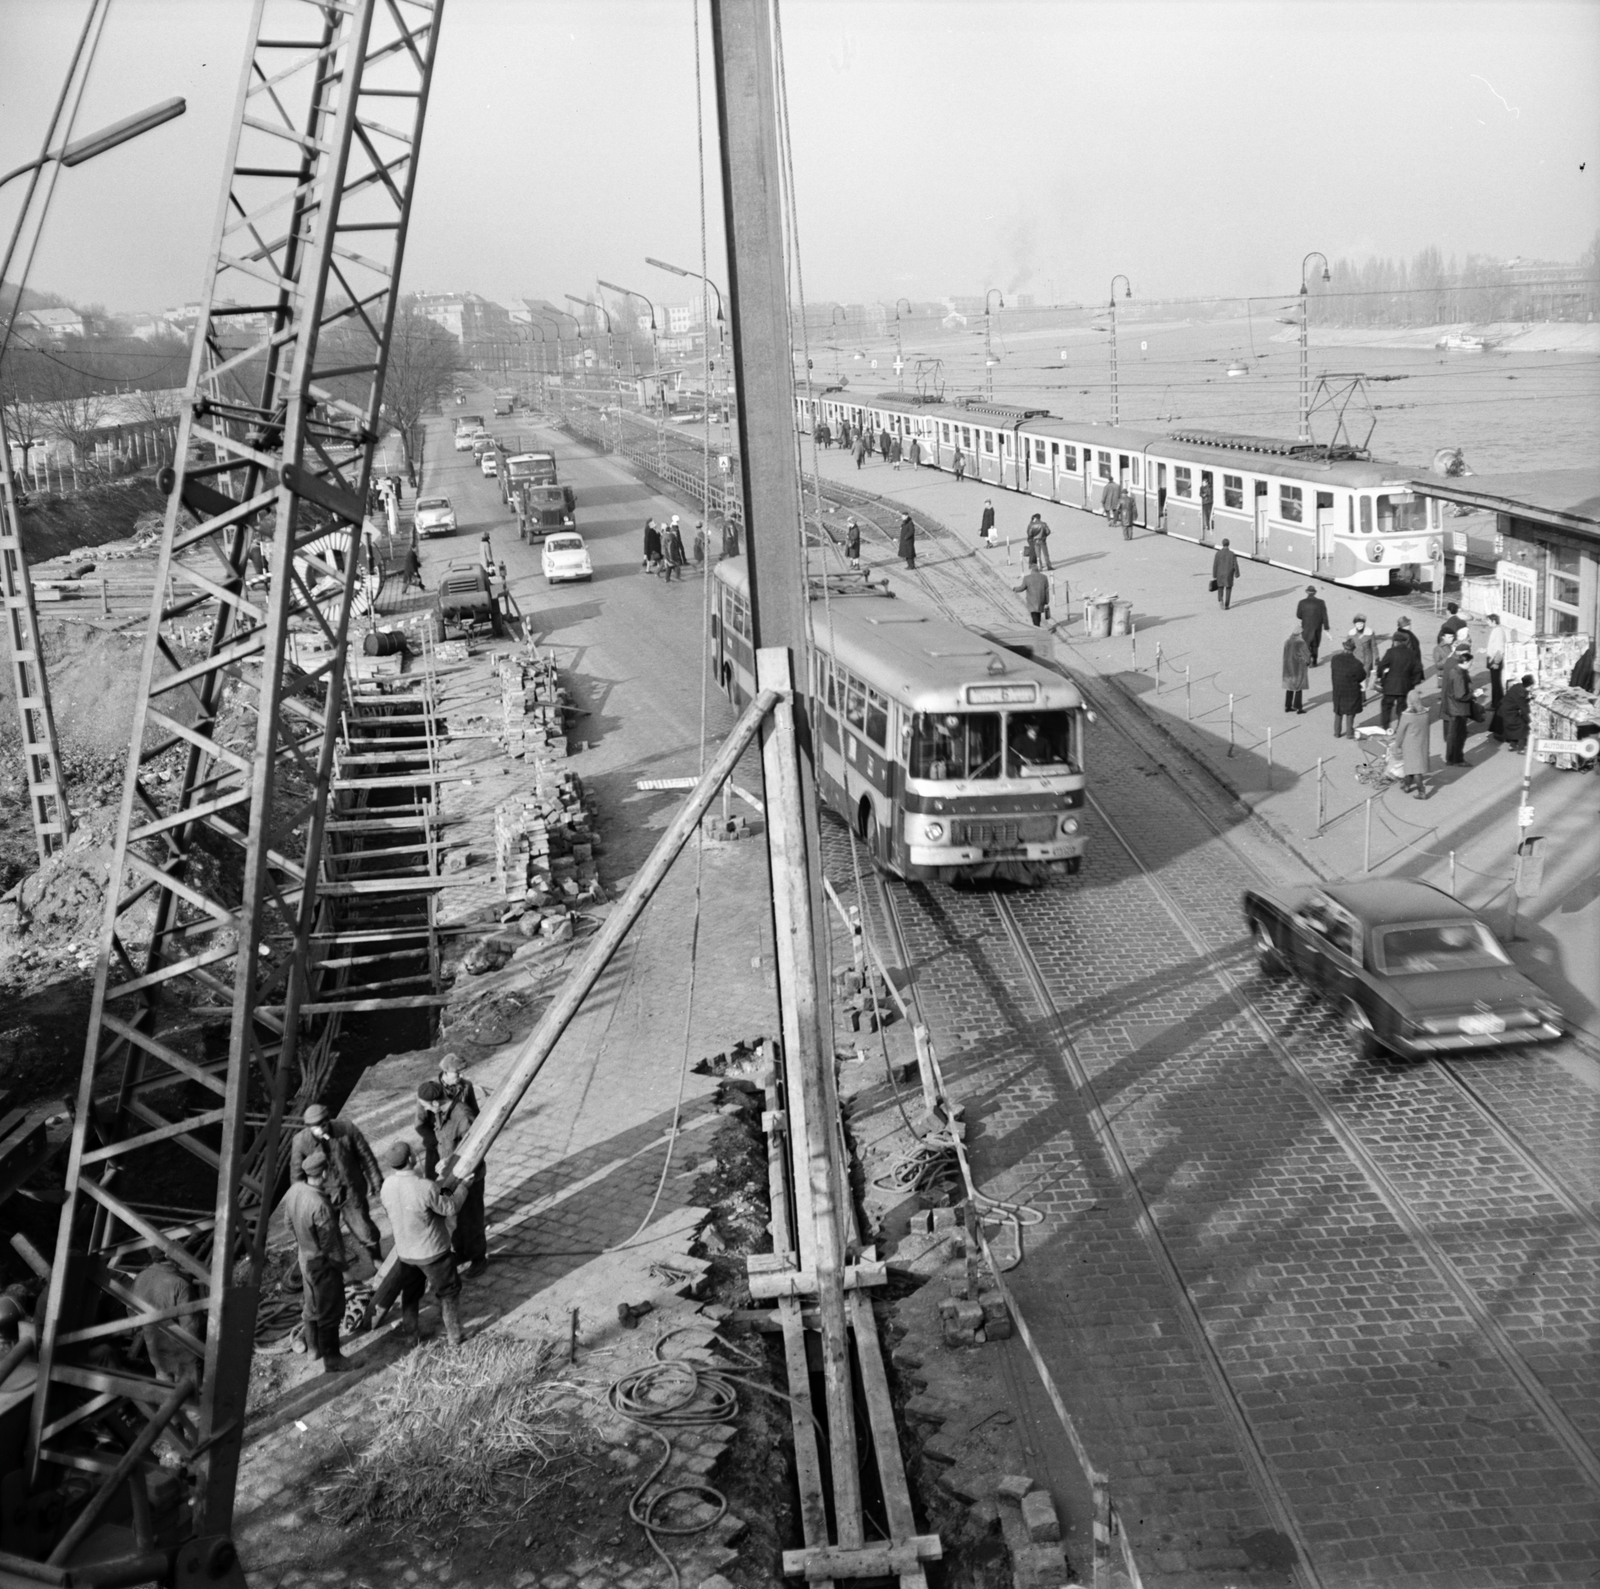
865;688;889;747
824;663;838;712
844;676;867;732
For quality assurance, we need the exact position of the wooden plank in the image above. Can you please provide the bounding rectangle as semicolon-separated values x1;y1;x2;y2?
258;994;450;1014
781;1539;942;1581
778;1296;834;1589
746;1261;886;1300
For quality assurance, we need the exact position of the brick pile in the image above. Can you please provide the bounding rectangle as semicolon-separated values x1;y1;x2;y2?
494;768;603;912
497;644;571;758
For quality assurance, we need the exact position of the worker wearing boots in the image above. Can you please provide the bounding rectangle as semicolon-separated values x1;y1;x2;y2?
290;1102;385;1269
379;1140;470;1347
415;1055;488;1276
282;1153;354;1374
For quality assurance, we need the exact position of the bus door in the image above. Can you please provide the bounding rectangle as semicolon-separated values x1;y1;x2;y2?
816;659;847;809
1315;491;1335;569
1128;454;1143;524
1254;480;1270;557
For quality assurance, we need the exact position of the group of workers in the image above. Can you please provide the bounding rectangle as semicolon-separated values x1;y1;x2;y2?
643;512;740;578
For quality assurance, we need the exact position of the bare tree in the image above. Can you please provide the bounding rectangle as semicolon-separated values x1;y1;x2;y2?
377;299;462;483
37;390;113;476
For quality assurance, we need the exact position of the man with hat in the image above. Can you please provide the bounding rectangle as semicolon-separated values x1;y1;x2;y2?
282;1153;354;1373
1295;584;1332;666
1439;639;1478;766
379;1140;471;1347
844;519;861;567
291;1103;384;1268
414;1055;488;1275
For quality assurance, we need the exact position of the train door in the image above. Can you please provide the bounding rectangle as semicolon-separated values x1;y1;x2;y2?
1128;454;1144;524
1315;491;1335;569
1253;480;1270;557
1032;438;1055;500
1155;462;1168;530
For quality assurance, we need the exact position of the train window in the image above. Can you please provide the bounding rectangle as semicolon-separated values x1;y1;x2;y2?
941;423;951;442
1359;496;1373;533
1376;494;1426;533
1130;457;1141;487
1223;473;1243;509
844;676;867;733
823;662;839;712
1174;466;1192;498
908;713;1002;781
961;426;972;448
983;431;995;454
1033;439;1047;464
1005;711;1076;777
1062;445;1077;471
1280;485;1304;523
865;688;889;747
1097;451;1111;480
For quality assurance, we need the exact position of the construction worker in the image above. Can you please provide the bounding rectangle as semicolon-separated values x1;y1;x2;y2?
282;1152;353;1374
379;1140;469;1347
130;1261;194;1384
290;1103;384;1268
415;1055;487;1274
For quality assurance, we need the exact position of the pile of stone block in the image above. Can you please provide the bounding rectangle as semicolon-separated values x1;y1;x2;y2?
835;964;895;1034
932;1214;1013;1347
495;766;604;909
497;645;571;758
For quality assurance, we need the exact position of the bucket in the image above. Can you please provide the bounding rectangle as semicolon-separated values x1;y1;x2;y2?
1110;599;1134;636
1088;598;1115;639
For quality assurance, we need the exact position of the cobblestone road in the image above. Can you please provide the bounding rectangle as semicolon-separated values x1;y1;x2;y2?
817;513;1600;1588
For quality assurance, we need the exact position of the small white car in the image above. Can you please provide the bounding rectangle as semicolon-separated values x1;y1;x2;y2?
542;533;592;583
414;495;457;537
453;429;475;451
479;451;498;478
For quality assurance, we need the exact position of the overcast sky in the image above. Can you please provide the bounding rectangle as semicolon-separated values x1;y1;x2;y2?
2;0;1596;316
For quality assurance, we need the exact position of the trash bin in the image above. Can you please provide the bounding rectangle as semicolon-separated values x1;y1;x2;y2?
1087;597;1116;638
1111;598;1134;636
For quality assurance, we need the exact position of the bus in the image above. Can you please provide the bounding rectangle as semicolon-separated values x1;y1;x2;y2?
711;558;1089;882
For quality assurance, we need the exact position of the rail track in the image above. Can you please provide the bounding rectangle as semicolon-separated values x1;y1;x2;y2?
810;492;1600;1584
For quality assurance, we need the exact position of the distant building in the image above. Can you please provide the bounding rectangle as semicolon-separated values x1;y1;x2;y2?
15;306;85;340
413;291;510;344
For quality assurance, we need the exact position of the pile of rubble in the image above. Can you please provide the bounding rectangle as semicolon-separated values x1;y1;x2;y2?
496;644;572;758
494;765;604;916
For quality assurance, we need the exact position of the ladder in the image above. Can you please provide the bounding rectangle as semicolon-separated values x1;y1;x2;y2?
27;2;443;1580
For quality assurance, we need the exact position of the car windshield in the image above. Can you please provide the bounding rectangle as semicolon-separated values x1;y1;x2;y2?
418;499;449;511
547;537;583;553
1373;920;1510;975
528;488;565;506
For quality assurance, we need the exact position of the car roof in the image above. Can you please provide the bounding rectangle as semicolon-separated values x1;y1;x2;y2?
1319;878;1477;926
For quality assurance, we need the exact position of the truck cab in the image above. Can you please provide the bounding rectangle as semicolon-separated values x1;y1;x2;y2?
517;482;577;541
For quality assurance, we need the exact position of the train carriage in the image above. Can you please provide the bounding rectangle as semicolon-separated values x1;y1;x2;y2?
711;557;1089;882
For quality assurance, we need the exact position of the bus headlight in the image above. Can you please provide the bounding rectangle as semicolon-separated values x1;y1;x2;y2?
924;821;944;841
1368;543;1386;563
1059;816;1079;835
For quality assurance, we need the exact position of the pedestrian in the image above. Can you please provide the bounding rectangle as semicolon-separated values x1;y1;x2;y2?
721;517;740;559
1032;515;1053;568
1348;613;1381;679
1329;638;1367;739
1394;689;1432;798
1376;634;1423;728
415;1056;488;1275
130;1261;194;1384
1436;601;1467;647
1024;513;1042;562
291;1103;385;1268
402;544;424;590
1013;558;1052;628
1157;482;1168;532
642;517;662;573
1118;491;1135;541
1499;674;1533;753
1392;615;1422;666
1211;538;1240;609
879;427;891;461
1283;626;1311;714
897;513;917;571
1439;644;1473;765
478;530;494;576
908;436;922;468
855;436;867;470
1569;641;1596;693
1296;584;1331;665
844;518;861;566
978;499;996;544
1199;475;1214;542
954;446;966;483
1102;478;1122;523
692;521;706;565
379;1140;469;1347
661;518;687;582
282;1152;353;1373
816;421;830;449
1484;613;1507;711
890;434;903;469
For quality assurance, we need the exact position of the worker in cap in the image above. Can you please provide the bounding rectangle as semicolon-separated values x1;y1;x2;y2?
129;1261;196;1384
281;1151;353;1373
291;1101;384;1268
414;1057;488;1275
379;1140;470;1346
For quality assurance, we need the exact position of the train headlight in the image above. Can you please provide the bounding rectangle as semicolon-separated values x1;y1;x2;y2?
1059;816;1079;835
924;821;944;841
1368;543;1386;563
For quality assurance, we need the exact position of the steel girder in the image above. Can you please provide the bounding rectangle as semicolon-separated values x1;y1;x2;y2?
28;0;442;1552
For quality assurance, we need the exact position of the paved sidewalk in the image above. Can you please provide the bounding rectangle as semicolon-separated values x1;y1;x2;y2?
804;443;1599;1050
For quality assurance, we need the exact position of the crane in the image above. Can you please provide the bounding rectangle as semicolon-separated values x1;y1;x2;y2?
21;3;442;1582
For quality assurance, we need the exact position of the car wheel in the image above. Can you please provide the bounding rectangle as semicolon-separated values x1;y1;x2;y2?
1342;997;1382;1061
1253;919;1287;976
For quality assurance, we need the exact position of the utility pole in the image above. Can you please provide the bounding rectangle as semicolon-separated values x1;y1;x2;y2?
1299;251;1330;444
711;0;864;1549
1109;274;1130;426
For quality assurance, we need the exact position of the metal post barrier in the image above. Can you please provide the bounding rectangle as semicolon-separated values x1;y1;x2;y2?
1227;693;1235;757
1449;850;1456;895
1364;797;1373;872
1316;757;1325;831
1154;640;1162;681
1266;726;1272;788
1185;666;1192;720
1130;631;1137;672
99;579;109;618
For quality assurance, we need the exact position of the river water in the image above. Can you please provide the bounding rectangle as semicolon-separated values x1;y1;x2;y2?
828;316;1600;479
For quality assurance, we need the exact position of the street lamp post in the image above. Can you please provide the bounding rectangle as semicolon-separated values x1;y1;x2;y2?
1299;251;1331;444
598;280;663;440
984;289;1004;401
893;298;911;392
646;257;728;414
1108;275;1132;426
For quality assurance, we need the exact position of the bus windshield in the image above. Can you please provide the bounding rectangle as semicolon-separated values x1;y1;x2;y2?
908;710;1077;781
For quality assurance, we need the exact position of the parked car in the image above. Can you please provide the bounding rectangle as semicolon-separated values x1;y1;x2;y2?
453;429;475;451
479;451;498;478
541;532;592;583
1243;878;1564;1060
414;495;457;538
470;432;493;457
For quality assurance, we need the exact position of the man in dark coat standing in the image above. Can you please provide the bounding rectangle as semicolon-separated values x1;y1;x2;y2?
1329;638;1367;739
1296;585;1331;665
854;436;867;470
978;499;996;544
283;1154;353;1374
844;518;861;566
1118;492;1136;541
1499;674;1534;753
1439;642;1475;765
1198;475;1214;542
1283;628;1311;713
1013;558;1052;627
291;1103;384;1268
897;514;917;571
1392;615;1422;665
1211;539;1240;609
1376;637;1423;728
642;518;662;571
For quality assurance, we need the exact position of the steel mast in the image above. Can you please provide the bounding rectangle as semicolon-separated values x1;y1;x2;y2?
28;0;441;1574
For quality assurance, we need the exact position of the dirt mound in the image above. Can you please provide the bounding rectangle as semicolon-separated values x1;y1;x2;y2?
47;629;177;756
16;474;169;562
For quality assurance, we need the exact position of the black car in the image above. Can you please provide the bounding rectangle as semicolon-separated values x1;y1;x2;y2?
1244;878;1564;1060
